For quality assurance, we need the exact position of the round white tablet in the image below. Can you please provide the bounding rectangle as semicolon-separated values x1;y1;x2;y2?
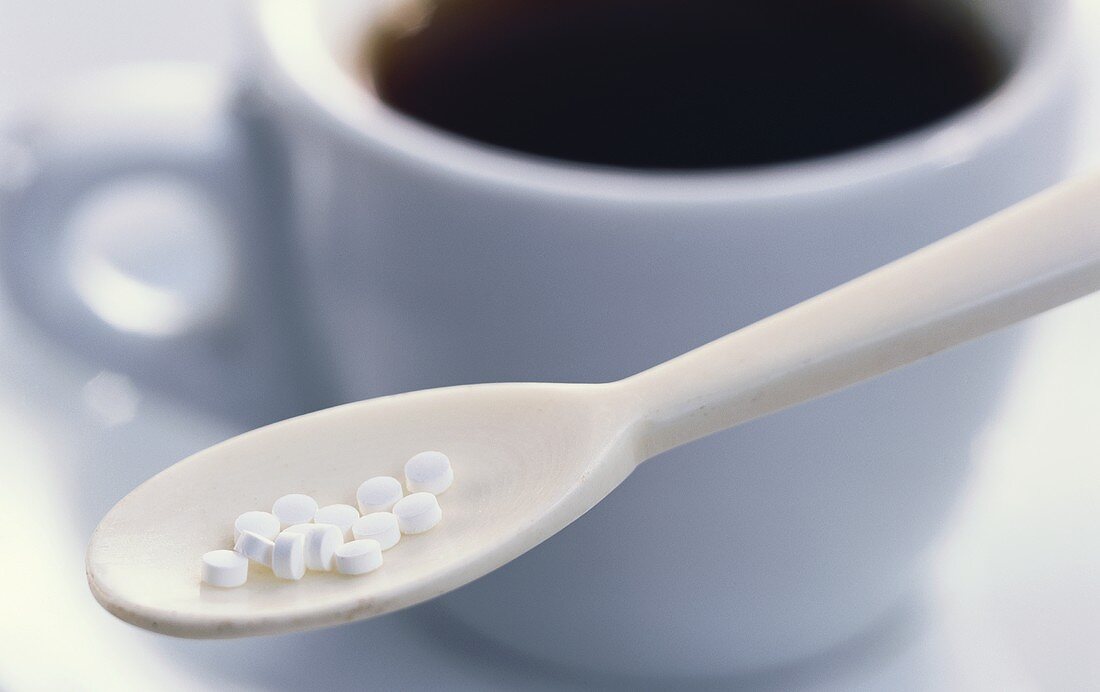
233;511;280;541
304;523;343;571
334;539;383;575
357;476;403;514
393;492;442;534
233;530;274;567
282;523;314;535
202;549;248;588
314;504;359;540
272;531;306;580
351;512;401;550
404;451;453;495
271;494;318;527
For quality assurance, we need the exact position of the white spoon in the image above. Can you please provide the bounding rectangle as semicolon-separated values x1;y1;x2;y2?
88;173;1100;638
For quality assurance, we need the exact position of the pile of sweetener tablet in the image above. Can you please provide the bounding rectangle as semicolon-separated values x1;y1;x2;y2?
200;451;453;587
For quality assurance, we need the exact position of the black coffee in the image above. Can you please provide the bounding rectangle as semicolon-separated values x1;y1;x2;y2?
367;0;1006;169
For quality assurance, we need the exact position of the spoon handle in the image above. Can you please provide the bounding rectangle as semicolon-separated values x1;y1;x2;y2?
621;173;1100;459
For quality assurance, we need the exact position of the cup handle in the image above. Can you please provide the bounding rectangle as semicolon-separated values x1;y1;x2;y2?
0;63;314;424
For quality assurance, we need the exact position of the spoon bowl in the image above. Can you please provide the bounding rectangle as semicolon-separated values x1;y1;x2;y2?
87;382;638;637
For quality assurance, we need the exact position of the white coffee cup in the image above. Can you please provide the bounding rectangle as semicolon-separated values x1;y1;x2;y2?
0;0;1075;679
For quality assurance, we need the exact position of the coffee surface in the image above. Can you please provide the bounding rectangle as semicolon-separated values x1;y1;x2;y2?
369;0;1006;169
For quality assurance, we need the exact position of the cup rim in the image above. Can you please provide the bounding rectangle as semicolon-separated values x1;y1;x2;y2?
249;0;1071;203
